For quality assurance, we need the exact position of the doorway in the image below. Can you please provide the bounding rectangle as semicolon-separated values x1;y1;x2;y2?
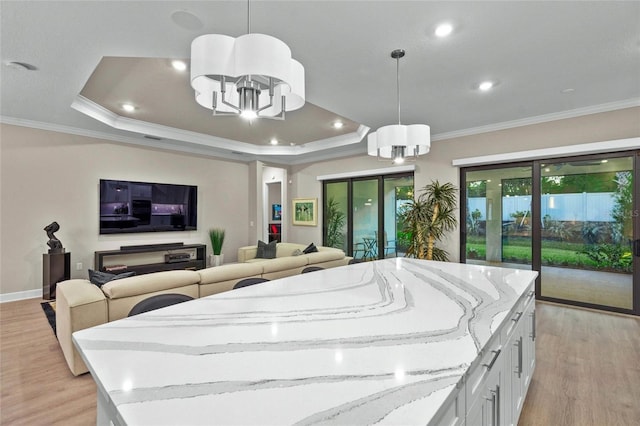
461;151;639;315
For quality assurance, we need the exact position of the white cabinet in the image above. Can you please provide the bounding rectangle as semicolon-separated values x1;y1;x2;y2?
461;286;535;426
506;291;536;425
466;355;503;426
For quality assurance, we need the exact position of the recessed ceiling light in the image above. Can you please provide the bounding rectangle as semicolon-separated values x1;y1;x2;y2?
435;23;453;38
122;103;136;112
333;121;344;129
478;81;494;91
171;60;187;71
171;10;203;31
270;138;278;145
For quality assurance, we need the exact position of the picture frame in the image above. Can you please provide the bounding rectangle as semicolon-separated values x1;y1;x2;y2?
272;203;282;221
292;198;317;226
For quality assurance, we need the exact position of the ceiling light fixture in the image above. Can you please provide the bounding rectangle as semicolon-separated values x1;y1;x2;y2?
435;23;453;38
122;103;136;112
333;121;344;129
171;60;187;71
479;81;494;91
190;0;305;120
270;138;278;145
367;49;430;164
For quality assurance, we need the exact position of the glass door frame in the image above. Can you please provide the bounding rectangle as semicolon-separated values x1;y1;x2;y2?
460;150;639;316
323;172;413;260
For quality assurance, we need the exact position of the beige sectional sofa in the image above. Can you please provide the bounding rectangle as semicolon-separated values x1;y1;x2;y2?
56;242;349;376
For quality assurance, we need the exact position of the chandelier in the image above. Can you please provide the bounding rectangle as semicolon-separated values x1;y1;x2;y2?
190;0;305;120
367;49;430;164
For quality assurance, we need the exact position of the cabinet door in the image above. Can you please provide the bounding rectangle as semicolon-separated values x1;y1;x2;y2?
523;302;536;387
467;365;502;426
507;318;526;425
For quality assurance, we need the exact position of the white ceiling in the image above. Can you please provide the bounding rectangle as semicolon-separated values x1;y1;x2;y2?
2;1;639;165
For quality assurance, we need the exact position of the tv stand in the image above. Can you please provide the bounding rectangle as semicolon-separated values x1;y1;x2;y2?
95;243;206;275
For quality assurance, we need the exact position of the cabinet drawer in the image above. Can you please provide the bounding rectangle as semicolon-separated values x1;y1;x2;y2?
500;288;534;344
466;335;502;406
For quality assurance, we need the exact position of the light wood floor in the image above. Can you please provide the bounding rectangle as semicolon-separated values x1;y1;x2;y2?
1;299;639;425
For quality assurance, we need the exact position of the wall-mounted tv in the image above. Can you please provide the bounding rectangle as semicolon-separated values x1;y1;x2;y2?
99;179;197;234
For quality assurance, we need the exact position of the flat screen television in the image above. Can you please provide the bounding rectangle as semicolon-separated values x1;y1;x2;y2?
99;179;197;234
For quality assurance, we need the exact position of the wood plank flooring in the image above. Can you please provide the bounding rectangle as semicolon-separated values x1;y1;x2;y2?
519;302;640;425
1;298;639;425
0;298;96;425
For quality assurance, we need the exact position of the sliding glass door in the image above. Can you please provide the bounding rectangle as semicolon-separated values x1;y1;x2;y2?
539;155;635;310
461;151;639;316
323;173;414;261
463;164;533;271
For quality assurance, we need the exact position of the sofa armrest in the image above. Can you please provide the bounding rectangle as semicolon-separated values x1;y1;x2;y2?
56;279;108;376
238;245;258;262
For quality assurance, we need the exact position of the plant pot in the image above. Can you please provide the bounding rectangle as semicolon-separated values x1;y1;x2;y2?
210;253;224;267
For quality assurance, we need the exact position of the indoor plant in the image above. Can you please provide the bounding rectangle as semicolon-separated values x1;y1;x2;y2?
325;197;346;250
400;180;458;261
208;228;226;266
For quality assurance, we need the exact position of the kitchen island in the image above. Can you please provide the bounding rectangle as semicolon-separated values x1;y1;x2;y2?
74;258;537;425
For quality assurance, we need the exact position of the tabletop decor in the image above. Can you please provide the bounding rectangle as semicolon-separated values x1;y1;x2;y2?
208;228;226;266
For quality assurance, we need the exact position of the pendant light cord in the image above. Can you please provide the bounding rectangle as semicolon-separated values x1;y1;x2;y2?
247;0;251;34
396;55;401;125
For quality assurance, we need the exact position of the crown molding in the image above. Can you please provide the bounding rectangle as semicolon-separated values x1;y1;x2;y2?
70;95;367;156
433;98;640;142
452;137;640;167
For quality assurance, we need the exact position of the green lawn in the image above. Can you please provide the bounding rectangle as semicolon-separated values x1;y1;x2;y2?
466;240;625;271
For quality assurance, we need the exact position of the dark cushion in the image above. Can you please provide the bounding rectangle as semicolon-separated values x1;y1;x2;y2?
256;240;277;259
233;277;270;289
88;269;136;287
128;293;193;316
303;243;318;254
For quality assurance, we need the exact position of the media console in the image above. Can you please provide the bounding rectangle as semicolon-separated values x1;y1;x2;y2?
94;243;206;275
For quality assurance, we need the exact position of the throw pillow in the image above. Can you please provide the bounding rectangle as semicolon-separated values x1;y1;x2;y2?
292;249;303;256
303;243;318;254
88;269;136;287
256;240;277;259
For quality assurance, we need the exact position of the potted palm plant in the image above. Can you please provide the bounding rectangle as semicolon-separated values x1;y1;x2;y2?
208;228;225;266
325;197;346;250
400;180;458;261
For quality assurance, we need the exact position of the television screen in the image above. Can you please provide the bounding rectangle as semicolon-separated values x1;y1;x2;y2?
99;179;197;234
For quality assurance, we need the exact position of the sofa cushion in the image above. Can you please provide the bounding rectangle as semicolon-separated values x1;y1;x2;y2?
275;243;306;257
260;256;309;273
198;262;264;284
304;249;345;264
101;270;201;299
256;240;277;259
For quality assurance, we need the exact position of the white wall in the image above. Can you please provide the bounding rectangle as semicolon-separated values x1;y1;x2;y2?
2;107;637;298
0;124;249;298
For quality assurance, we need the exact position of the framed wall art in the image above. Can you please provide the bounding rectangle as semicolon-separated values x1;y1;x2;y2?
292;198;317;226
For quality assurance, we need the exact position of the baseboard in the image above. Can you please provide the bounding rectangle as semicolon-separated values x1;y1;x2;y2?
0;289;42;303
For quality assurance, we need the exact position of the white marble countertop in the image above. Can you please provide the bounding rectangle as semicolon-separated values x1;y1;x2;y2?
74;258;537;425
